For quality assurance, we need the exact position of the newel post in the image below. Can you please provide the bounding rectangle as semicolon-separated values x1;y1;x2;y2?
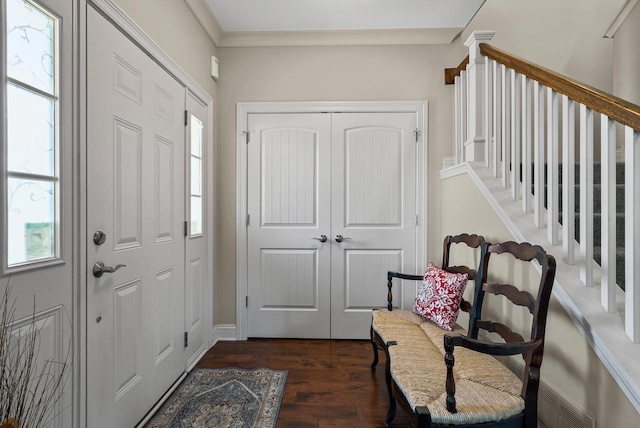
464;30;495;161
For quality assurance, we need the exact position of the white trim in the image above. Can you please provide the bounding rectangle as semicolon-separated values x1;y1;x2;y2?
212;324;237;343
218;28;462;47
441;161;640;414
236;100;428;340
183;0;223;46
76;2;88;426
603;0;639;38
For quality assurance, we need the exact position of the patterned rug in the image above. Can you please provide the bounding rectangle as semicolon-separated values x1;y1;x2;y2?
146;367;287;428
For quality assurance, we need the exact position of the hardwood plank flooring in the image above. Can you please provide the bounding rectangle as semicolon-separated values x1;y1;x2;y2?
196;339;413;427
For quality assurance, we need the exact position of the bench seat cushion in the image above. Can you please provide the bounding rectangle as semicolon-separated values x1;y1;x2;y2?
372;309;426;345
387;320;524;425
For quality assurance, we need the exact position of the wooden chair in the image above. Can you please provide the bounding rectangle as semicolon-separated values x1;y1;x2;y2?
438;241;557;427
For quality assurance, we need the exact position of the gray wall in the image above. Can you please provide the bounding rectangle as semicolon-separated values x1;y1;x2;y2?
613;2;640;105
215;44;459;324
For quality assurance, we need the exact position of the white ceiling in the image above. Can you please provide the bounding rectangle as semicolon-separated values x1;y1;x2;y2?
206;0;485;32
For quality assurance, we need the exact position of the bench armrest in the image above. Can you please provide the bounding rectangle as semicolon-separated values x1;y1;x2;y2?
442;333;542;413
387;271;423;310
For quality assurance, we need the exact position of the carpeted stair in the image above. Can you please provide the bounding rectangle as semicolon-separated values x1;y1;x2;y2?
541;162;626;289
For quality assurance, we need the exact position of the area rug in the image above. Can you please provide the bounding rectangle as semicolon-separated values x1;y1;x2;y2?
146;367;287;428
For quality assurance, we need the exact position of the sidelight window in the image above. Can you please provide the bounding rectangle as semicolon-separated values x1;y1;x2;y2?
189;114;203;236
4;0;60;267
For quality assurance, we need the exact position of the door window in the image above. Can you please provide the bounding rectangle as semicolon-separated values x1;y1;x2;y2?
4;0;60;268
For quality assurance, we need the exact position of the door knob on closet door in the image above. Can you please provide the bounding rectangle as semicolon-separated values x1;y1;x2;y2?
312;235;328;243
335;235;350;243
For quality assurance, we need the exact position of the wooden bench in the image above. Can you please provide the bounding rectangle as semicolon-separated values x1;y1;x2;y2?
371;240;556;428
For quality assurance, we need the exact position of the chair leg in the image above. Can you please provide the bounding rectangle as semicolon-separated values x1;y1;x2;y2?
415;406;432;428
385;346;396;427
370;325;379;370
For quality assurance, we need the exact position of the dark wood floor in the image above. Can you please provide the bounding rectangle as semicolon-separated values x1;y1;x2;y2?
196;339;413;427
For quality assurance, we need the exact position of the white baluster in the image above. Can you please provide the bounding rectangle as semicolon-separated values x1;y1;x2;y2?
562;96;576;264
522;77;533;213
460;70;468;163
625;126;640;343
546;88;560;245
492;61;502;178
533;81;545;228
485;59;494;168
511;71;522;201
454;75;461;164
601;115;617;312
579;104;594;287
501;65;511;189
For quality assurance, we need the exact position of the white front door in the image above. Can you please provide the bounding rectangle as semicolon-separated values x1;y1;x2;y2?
246;111;418;339
86;6;186;426
247;113;332;338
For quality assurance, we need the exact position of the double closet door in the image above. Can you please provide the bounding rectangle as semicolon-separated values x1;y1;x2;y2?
247;111;418;339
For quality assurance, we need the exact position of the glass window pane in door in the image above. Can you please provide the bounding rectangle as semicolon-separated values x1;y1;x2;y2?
190;196;202;235
7;178;56;265
7;83;55;176
190;116;202;157
7;0;55;94
191;157;201;196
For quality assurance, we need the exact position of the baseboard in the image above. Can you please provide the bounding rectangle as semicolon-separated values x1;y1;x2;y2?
211;324;237;345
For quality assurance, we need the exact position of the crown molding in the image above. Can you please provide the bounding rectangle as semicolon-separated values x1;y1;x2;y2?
183;0;223;46
604;0;639;38
217;27;462;47
183;0;464;47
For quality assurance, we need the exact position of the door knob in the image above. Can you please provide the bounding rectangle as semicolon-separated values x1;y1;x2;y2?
93;262;126;278
335;235;350;243
93;230;107;245
312;235;328;243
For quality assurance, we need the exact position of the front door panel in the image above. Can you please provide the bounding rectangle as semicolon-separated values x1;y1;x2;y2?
331;113;417;339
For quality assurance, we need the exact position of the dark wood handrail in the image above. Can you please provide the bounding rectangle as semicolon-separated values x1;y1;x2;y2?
444;55;469;85
479;43;640;132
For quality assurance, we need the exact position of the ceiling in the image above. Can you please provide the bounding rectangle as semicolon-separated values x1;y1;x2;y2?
206;0;485;32
189;0;486;47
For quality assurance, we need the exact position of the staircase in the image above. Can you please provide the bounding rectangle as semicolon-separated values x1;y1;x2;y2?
552;162;626;288
446;30;640;417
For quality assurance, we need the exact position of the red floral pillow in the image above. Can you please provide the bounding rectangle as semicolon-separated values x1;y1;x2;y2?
412;262;469;331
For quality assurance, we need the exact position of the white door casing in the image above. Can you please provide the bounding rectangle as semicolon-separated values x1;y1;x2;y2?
240;103;427;340
247;113;332;338
87;6;185;426
330;112;417;339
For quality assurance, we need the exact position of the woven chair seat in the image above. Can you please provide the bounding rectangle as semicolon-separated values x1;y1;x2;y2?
382;311;524;425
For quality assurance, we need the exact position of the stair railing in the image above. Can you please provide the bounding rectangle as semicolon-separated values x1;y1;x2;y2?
447;31;640;343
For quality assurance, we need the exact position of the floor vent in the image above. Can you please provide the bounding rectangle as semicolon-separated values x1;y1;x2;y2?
538;380;595;428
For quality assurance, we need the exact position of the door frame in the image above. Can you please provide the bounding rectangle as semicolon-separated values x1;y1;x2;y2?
236;101;428;340
78;1;215;425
